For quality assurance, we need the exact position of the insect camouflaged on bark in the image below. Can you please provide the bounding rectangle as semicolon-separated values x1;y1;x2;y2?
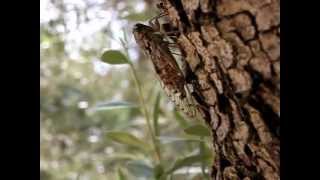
133;23;199;118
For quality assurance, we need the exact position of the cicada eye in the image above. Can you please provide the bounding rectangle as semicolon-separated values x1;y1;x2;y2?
157;2;163;8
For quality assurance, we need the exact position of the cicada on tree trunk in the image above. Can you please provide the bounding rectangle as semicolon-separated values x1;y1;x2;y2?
133;22;202;119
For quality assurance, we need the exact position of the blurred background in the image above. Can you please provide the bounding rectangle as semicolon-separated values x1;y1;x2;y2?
40;0;212;179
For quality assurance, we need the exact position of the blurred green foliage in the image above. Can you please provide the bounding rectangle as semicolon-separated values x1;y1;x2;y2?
40;0;213;179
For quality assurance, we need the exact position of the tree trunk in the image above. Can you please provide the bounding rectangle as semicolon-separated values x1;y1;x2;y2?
157;0;280;179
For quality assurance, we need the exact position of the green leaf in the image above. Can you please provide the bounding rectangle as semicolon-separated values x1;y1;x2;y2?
202;143;214;165
174;111;188;128
157;136;204;144
166;154;210;174
200;140;210;179
122;12;151;21
105;153;137;163
153;92;161;136
118;168;126;180
90;101;138;112
101;50;129;64
126;160;154;178
189;143;214;166
154;164;166;180
106;132;150;152
184;124;211;137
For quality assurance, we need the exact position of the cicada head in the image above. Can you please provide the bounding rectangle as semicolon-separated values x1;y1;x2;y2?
133;24;154;48
133;23;154;33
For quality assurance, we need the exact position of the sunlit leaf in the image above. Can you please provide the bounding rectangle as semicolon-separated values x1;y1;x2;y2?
101;50;129;64
153;92;161;136
126;160;154;178
118;168;127;180
90;101;138;112
106;132;150;152
166;154;211;174
184;124;211;137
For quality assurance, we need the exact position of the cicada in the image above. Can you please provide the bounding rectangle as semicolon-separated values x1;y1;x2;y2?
133;23;198;118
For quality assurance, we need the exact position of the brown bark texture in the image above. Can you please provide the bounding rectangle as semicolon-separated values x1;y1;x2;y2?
155;0;280;179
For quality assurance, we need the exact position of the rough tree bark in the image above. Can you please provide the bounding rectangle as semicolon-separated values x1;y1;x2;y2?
154;0;280;179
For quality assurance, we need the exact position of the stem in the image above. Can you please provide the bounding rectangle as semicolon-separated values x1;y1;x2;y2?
128;61;162;163
121;36;162;163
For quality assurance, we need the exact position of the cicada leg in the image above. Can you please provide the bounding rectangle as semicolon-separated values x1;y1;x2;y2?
149;13;168;32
